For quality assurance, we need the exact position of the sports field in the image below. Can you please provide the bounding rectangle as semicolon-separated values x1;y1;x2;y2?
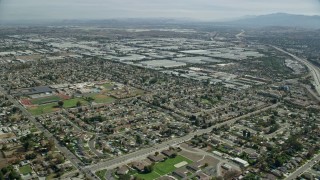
28;103;59;115
27;94;114;115
89;94;115;104
30;95;62;105
63;98;88;108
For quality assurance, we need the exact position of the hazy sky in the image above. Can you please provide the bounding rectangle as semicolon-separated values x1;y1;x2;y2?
0;0;319;22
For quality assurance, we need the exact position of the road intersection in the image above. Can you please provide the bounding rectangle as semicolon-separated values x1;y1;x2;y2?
85;103;278;173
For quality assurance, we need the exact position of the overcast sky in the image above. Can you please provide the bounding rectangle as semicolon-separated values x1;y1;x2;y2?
0;0;319;22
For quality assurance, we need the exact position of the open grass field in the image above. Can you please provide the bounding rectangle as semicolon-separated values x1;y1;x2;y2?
27;94;114;115
27;94;115;115
19;165;32;175
28;98;87;115
133;89;145;96
63;98;88;108
154;155;192;175
30;95;62;105
102;83;114;89
135;171;161;180
135;155;193;180
27;103;59;115
90;94;115;104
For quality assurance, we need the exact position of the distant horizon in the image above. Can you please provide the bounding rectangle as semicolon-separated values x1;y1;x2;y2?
0;0;319;23
1;12;320;25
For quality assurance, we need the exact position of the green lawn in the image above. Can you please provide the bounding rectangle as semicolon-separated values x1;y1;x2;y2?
96;170;107;180
89;94;115;104
27;98;87;115
28;103;58;115
154;155;192;175
135;171;161;180
201;98;218;105
134;89;145;96
63;98;88;108
135;155;193;180
102;83;114;89
30;96;62;105
27;95;113;115
201;98;211;104
19;165;32;175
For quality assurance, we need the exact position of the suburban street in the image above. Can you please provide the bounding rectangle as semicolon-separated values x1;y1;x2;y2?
0;84;279;178
285;154;320;180
85;103;278;172
0;86;99;180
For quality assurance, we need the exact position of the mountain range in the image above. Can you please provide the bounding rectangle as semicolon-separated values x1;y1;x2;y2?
1;13;320;29
226;13;320;28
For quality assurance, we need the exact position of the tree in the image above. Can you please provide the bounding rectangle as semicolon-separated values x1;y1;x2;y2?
247;131;251;138
9;171;21;180
287;136;303;151
306;148;315;159
243;130;247;137
46;153;54;161
46;139;55;151
216;94;222;101
243;173;259;180
58;101;64;108
144;164;154;173
23;141;32;151
190;115;197;121
155;152;159;156
76;101;82;107
119;174;131;180
224;170;240;180
170;153;177;158
56;154;65;164
136;135;143;144
26;153;37;160
1;144;8;151
275;155;286;167
85;97;95;103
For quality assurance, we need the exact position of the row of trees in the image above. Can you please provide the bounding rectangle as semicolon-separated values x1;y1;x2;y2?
0;165;21;180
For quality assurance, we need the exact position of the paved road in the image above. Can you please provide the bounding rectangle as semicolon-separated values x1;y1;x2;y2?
236;30;245;40
285;154;320;180
0;86;278;178
304;85;320;102
85;103;278;173
272;46;320;96
88;135;105;158
0;87;98;180
265;123;290;139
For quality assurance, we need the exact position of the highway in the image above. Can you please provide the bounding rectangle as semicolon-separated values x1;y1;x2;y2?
285;154;320;180
85;103;278;172
0;87;99;180
272;46;320;96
